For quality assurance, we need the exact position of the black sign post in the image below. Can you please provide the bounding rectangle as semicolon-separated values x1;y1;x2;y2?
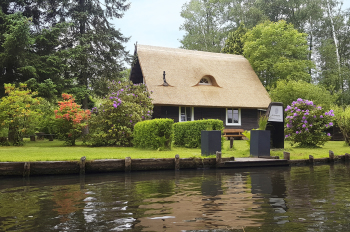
266;102;284;149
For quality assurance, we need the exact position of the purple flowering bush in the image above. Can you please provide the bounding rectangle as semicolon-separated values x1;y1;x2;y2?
86;81;153;146
284;98;334;147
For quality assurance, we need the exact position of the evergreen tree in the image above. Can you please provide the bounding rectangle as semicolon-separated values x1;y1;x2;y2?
1;0;131;108
0;12;36;95
221;23;247;55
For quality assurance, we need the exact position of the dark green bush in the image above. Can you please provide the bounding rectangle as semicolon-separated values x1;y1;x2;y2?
173;119;224;148
133;118;174;150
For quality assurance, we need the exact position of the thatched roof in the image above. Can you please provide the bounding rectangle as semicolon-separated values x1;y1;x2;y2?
131;44;271;109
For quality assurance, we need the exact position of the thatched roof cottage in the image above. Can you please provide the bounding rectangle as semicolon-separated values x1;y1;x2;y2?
130;44;271;130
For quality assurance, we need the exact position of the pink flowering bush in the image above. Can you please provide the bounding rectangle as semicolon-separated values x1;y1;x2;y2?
284;98;334;147
87;81;153;146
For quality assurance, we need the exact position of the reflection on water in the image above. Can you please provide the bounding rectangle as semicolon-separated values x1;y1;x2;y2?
1;164;350;231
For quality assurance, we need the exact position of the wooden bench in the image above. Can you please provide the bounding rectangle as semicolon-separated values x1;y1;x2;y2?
223;129;245;140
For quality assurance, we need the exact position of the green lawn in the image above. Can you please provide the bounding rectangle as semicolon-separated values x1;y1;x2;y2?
0;139;349;162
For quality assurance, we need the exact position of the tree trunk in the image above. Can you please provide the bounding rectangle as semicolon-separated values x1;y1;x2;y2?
8;124;15;143
326;0;342;104
79;0;89;137
82;94;89;136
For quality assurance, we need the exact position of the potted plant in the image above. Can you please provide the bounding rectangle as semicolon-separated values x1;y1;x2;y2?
250;115;270;156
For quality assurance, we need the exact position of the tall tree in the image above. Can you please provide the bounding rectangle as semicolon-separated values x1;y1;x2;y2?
315;0;350;104
0;12;36;95
1;0;131;108
243;20;314;88
223;0;268;29
221;23;247;55
179;0;230;52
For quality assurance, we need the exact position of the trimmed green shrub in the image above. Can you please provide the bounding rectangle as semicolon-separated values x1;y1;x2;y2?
173;119;224;148
133;118;174;150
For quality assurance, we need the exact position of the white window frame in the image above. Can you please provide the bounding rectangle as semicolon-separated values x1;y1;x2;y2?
226;108;241;126
179;107;194;122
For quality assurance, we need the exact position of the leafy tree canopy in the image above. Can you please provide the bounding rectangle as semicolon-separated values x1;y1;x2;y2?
269;80;338;109
179;0;230;52
244;20;314;88
1;0;131;107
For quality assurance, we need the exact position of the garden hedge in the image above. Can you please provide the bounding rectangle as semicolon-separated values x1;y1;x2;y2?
173;119;224;148
133;118;174;150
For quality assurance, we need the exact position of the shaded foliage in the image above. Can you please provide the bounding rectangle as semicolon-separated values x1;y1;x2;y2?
0;0;131;107
269;80;337;109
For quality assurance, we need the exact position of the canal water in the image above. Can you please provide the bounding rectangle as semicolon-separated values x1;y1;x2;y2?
1;164;350;231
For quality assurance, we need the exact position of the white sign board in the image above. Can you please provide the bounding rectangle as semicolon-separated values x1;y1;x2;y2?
268;105;283;122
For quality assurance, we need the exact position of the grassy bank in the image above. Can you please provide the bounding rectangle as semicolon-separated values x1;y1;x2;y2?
0;139;349;162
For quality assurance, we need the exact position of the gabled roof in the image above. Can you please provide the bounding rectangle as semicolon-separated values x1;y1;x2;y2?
131;44;271;108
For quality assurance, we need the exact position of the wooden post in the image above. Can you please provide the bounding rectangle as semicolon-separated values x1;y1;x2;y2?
345;153;350;162
125;157;131;172
23;162;30;177
230;137;234;149
216;151;222;167
175;154;180;170
329;150;335;162
80;156;86;175
30;135;35;141
309;155;314;164
283;152;290;160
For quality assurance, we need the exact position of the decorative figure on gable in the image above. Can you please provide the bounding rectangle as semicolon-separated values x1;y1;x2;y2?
163;71;169;86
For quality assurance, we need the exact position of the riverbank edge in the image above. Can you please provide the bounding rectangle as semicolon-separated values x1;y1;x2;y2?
1;152;350;177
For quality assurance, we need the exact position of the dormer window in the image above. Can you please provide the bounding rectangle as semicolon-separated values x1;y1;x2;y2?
199;77;212;85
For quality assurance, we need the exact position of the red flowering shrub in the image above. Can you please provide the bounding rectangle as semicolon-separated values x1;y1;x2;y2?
54;93;91;145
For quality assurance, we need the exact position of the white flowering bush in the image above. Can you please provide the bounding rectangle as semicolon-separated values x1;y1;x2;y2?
284;98;334;147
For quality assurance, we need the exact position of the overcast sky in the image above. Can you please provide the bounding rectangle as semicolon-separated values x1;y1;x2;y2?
113;0;188;66
114;0;350;68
